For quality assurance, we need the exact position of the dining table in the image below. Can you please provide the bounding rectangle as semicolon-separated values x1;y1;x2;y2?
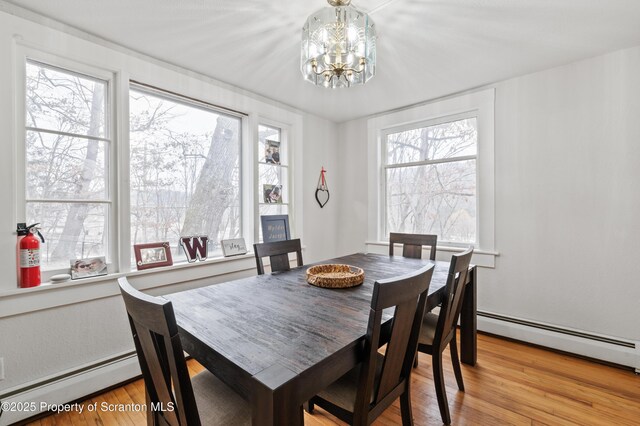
163;252;477;426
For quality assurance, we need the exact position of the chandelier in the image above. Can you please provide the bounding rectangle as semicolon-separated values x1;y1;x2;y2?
301;0;376;88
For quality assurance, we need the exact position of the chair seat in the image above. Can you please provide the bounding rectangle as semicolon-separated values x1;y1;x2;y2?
191;370;251;425
419;312;439;347
316;353;385;412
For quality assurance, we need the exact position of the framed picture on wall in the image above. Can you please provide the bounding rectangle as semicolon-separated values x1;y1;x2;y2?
134;242;173;270
260;214;290;243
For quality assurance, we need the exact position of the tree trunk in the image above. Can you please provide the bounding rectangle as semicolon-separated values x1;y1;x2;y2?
50;84;103;261
181;116;239;242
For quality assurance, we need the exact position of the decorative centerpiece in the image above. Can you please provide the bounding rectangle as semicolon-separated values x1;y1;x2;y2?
306;264;365;288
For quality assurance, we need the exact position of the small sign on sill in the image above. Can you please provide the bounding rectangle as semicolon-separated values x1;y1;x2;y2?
221;238;248;257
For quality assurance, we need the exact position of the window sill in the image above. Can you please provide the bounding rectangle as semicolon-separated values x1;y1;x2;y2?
0;252;258;319
365;241;498;268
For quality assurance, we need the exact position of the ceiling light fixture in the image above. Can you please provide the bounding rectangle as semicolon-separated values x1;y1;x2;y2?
301;0;376;88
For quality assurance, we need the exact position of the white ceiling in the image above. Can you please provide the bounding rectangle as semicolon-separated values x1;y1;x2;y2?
6;0;640;122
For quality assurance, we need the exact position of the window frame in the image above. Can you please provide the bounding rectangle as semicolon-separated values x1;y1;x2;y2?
381;111;479;246
256;120;291;242
17;50;118;281
14;50;271;281
367;89;496;258
127;82;246;263
4;28;304;306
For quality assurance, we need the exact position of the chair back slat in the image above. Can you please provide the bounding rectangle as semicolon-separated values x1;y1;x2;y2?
119;277;201;426
269;253;292;273
253;238;303;275
376;300;415;399
389;232;437;260
354;265;434;412
434;248;474;348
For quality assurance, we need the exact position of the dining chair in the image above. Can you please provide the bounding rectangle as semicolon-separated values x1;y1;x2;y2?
118;277;250;425
307;264;434;425
416;247;474;425
253;238;303;275
389;232;438;260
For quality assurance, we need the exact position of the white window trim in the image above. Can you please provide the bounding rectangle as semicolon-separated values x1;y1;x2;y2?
5;29;304;301
254;115;302;242
15;46;119;281
367;89;497;263
127;81;247;266
381;110;479;246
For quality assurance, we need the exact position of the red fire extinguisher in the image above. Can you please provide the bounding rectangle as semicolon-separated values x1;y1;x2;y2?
17;223;45;288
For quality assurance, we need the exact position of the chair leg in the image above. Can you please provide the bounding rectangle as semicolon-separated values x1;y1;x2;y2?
145;389;155;426
413;352;419;368
304;399;314;413
450;335;465;391
433;351;451;425
400;383;414;426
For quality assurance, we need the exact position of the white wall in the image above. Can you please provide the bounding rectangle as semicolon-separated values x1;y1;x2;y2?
0;8;339;411
338;46;640;366
487;45;640;341
302;113;340;262
336;117;369;256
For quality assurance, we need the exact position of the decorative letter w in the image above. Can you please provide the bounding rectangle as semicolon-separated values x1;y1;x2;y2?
180;236;208;263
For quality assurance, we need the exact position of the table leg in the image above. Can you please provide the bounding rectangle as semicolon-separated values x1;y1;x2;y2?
460;266;477;366
252;364;301;426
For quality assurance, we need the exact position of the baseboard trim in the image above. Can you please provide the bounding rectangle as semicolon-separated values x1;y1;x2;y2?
0;352;140;425
2;312;638;425
477;311;640;372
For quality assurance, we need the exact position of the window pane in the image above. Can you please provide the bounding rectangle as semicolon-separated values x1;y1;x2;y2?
27;202;108;269
386;118;477;165
259;164;288;204
258;125;283;164
386;160;476;243
26;131;108;200
129;89;241;258
26;61;107;138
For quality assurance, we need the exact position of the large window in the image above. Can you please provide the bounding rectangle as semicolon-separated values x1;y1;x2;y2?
129;85;242;258
25;60;111;269
19;54;300;284
383;115;477;244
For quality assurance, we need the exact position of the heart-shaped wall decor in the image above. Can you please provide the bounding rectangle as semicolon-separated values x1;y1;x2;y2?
315;188;330;208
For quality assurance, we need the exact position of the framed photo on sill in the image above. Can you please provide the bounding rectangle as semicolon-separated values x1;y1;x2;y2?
134;242;173;270
70;256;108;280
261;214;290;243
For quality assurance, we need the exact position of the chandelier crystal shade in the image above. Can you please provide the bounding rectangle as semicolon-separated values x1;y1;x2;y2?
301;0;376;88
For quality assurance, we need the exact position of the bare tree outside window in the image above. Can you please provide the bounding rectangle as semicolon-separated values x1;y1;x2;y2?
385;117;477;244
25;61;110;269
129;88;241;261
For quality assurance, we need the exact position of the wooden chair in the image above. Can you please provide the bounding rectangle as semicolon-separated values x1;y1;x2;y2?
253;238;303;275
389;232;438;260
307;264;435;425
416;247;474;425
118;277;250;425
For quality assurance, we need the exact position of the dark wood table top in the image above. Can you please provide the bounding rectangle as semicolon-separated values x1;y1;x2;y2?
164;253;448;382
163;252;478;425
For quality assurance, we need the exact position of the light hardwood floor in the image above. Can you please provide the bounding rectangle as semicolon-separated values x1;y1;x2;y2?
24;333;640;425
